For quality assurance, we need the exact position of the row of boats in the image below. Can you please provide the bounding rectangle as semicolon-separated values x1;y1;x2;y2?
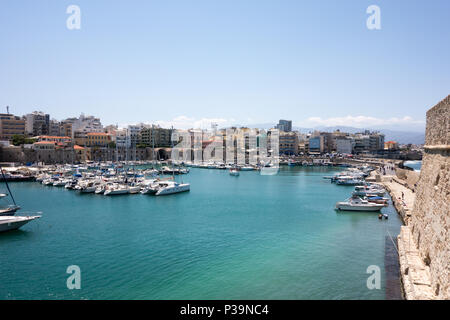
327;166;389;215
324;166;373;185
37;172;190;196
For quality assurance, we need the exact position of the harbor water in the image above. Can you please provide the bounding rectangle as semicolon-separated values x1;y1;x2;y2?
0;166;402;299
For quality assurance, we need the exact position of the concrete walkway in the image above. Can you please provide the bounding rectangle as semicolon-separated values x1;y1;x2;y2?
379;172;436;300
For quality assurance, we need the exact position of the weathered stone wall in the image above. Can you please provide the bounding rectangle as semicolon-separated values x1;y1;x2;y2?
395;168;420;191
0;146;173;164
408;95;449;299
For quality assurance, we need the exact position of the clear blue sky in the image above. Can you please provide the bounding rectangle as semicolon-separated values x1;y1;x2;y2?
0;0;449;131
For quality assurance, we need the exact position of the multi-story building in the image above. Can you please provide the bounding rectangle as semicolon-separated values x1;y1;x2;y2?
49;120;61;136
114;129;130;148
64;114;103;138
309;136;323;153
25;111;50;136
279;131;299;155
0;113;26;141
353;131;385;153
140;126;172;147
276;119;292;132
60;122;73;138
336;137;354;154
86;132;112;147
127;123;148;147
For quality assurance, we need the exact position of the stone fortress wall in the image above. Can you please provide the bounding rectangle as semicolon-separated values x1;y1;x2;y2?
398;95;449;299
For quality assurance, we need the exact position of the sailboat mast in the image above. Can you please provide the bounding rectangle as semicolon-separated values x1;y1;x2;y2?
0;166;16;206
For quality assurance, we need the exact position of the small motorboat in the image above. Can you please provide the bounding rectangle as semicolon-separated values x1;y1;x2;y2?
335;197;385;212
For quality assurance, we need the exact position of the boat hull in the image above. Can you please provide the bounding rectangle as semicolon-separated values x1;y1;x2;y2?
335;204;383;212
156;184;190;196
0;216;40;233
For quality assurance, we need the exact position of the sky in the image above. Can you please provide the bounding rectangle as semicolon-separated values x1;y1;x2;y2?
0;0;449;132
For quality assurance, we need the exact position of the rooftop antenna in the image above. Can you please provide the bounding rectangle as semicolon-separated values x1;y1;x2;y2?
6;106;9;114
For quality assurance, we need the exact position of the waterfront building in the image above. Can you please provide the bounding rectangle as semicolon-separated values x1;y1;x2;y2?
279;131;299;155
86;132;112;147
308;135;324;154
25;111;50;136
276;119;292;132
0;113;26;141
336;137;354;154
140;126;172;147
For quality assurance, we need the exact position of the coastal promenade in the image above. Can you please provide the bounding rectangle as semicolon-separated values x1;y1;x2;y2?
369;164;437;300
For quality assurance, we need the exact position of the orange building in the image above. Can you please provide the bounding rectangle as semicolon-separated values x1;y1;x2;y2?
38;135;72;146
384;141;399;150
86;132;112;147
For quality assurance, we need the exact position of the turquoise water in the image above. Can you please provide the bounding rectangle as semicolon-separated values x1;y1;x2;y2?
0;167;402;300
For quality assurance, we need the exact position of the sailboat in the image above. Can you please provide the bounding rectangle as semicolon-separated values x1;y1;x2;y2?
155;127;190;196
0;168;21;216
0;167;40;232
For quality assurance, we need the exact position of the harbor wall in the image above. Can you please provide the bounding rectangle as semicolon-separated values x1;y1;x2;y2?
398;95;449;300
395;168;420;191
0;146;172;164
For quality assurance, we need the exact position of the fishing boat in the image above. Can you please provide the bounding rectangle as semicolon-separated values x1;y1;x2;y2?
335;197;385;212
0;215;41;233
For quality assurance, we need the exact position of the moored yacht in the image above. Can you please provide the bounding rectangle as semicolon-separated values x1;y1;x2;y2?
155;181;190;196
0;215;41;233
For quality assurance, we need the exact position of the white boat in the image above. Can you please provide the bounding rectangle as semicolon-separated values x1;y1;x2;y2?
155;181;190;196
104;184;129;196
0;205;21;216
127;186;141;194
53;179;67;187
0;215;41;233
239;166;255;171
229;169;240;176
353;185;386;197
335;197;385;212
336;177;365;186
